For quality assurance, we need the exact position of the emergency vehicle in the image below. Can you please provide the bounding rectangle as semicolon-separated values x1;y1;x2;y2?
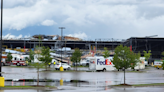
1;54;11;66
11;54;29;66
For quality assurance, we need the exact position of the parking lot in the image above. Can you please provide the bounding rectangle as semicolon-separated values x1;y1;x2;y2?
2;66;164;92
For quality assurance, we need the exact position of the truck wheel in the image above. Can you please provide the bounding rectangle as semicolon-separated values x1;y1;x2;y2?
1;62;5;66
103;68;106;72
16;63;20;66
67;67;70;70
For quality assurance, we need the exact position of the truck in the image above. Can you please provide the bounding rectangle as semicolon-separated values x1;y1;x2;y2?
154;60;163;69
11;54;28;66
80;58;90;66
1;54;11;66
88;56;145;71
133;57;145;70
89;56;116;72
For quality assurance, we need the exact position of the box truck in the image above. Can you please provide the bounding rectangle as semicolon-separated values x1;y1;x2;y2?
88;56;116;72
88;56;145;71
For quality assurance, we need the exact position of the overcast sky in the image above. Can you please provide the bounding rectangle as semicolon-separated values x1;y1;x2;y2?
1;0;164;40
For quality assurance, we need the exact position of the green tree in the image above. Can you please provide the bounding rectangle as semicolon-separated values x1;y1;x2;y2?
111;45;140;84
161;51;164;70
29;62;44;86
71;48;82;71
103;47;110;58
143;50;152;64
38;46;52;71
7;53;13;62
29;49;35;63
129;52;141;70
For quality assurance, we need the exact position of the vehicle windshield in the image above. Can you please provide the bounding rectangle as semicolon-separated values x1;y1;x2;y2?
62;63;67;65
56;63;60;65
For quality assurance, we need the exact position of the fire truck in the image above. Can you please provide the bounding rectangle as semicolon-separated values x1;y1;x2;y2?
1;54;11;66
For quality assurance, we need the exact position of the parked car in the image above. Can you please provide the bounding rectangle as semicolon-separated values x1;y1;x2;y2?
55;63;71;70
80;59;90;66
73;62;80;66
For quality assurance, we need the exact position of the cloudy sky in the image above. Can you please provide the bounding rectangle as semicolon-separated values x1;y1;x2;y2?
1;0;164;40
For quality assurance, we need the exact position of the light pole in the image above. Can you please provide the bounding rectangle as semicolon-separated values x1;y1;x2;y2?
0;0;3;77
0;0;4;87
59;27;65;63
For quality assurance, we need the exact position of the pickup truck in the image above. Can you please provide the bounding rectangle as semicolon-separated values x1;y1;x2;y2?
55;63;71;70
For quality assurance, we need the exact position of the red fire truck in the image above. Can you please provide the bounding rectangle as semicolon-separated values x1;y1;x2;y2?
1;54;11;66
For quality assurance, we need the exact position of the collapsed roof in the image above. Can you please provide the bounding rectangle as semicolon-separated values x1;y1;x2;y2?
33;35;82;41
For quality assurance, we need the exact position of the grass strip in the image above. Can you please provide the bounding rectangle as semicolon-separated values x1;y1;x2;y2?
3;86;32;88
0;85;57;89
133;83;164;86
113;83;164;87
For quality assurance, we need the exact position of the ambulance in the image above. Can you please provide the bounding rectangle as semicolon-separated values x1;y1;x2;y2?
89;56;116;72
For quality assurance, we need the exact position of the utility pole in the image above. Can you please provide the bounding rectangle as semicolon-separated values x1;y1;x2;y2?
59;27;65;63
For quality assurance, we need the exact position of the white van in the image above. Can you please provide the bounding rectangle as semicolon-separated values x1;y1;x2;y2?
89;56;116;72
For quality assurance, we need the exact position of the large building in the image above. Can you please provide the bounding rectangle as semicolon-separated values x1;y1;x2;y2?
124;37;164;61
2;35;164;61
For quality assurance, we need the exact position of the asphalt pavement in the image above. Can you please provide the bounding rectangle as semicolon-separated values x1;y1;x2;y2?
1;66;164;92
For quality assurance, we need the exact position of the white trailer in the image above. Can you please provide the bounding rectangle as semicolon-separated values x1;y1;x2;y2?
89;56;116;71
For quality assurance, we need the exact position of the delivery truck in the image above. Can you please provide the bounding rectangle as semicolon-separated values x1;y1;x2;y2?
88;56;116;72
88;56;145;71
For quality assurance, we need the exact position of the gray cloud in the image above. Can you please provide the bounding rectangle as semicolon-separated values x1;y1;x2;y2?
2;0;164;39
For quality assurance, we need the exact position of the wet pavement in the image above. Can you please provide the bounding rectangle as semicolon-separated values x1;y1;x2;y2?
1;66;164;91
1;87;164;92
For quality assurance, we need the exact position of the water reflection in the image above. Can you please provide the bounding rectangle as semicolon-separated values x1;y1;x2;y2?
0;90;4;92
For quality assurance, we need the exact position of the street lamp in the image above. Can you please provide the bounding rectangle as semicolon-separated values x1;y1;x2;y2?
0;0;4;87
0;0;3;77
59;27;65;63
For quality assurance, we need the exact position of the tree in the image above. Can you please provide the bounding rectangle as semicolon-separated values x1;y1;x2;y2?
103;47;110;58
29;49;35;63
38;46;52;71
129;52;141;70
143;50;152;65
111;45;140;84
7;53;13;62
29;62;44;86
71;48;82;71
161;51;164;70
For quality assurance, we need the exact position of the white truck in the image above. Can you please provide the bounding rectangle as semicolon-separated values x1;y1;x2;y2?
88;56;145;71
88;56;116;72
134;57;145;70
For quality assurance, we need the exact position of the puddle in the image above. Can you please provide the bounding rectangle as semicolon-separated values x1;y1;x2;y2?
2;66;164;91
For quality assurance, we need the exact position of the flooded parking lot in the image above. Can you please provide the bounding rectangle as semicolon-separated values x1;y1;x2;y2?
1;86;164;92
1;66;164;91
